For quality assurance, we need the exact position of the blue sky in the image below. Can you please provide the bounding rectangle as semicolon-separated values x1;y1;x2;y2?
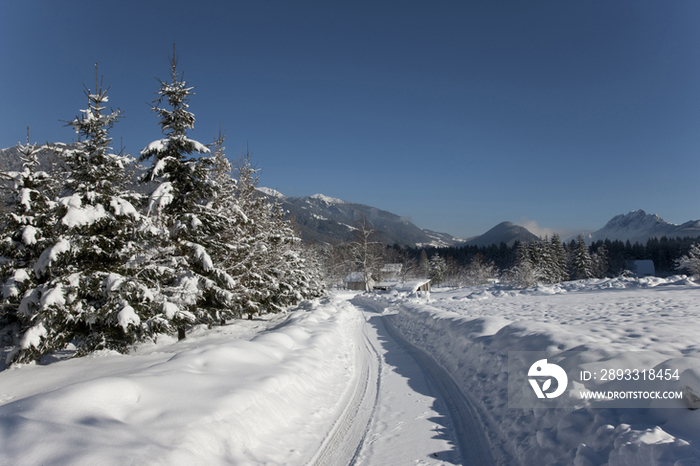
1;1;699;239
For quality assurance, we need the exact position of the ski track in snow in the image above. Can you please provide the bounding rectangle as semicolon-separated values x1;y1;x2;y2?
306;303;380;466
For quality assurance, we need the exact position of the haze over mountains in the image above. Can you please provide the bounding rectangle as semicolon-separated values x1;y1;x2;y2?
1;145;698;248
257;188;700;248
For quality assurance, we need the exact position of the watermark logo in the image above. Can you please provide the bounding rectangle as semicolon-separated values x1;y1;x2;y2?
528;359;568;399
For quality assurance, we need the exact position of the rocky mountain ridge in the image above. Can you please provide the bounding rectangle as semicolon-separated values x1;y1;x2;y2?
585;210;700;244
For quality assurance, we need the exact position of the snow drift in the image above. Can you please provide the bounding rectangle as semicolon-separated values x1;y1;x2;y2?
0;296;362;466
355;276;700;466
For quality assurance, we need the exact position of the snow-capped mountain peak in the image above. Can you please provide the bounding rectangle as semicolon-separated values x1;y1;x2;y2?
308;193;347;205
602;210;665;232
587;210;700;243
256;187;287;199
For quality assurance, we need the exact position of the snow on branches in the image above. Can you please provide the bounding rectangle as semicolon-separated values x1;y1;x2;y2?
676;243;700;276
0;53;325;366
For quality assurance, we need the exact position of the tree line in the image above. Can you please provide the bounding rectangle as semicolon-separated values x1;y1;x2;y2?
0;53;324;365
383;233;700;288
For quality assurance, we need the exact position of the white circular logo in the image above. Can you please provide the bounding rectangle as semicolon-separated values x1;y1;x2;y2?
528;359;568;399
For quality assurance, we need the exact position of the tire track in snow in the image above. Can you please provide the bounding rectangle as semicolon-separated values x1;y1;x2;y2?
306;304;381;466
352;295;497;466
382;316;496;466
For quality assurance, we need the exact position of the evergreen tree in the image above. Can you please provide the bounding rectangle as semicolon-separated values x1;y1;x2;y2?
508;241;538;288
530;237;556;283
428;253;447;287
570;235;594;280
139;51;244;335
264;204;325;309
227;151;275;317
591;244;609;278
0;130;57;344
550;234;569;283
5;75;164;364
676;243;700;276
0;130;56;293
228;152;324;317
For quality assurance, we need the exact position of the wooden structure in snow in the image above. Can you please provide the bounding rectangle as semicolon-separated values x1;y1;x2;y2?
392;279;432;293
344;272;375;291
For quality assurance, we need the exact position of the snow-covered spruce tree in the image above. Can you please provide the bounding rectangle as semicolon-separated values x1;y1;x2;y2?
676;243;700;276
570;234;594;280
550;233;569;282
508;241;539;288
264;203;325;308
0;131;58;346
139;53;245;336
227;152;324;318
428;253;447;287
591;244;609;278
5;78;166;364
201;129;250;323
530;237;557;284
225;152;272;317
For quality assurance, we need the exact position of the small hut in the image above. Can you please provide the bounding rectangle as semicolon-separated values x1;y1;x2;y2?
344;272;375;291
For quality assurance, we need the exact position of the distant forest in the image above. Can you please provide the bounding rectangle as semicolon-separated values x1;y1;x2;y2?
398;235;700;276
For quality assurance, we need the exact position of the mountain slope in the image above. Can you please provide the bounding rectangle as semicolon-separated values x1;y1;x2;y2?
587;210;700;244
463;221;540;247
258;189;464;247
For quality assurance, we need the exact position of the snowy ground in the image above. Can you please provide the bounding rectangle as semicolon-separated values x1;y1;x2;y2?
1;277;700;466
359;275;700;466
0;299;365;466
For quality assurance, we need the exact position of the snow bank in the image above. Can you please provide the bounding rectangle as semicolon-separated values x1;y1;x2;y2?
356;277;700;466
0;296;363;466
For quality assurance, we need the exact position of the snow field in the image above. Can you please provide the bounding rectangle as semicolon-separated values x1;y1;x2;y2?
0;296;363;466
356;277;700;466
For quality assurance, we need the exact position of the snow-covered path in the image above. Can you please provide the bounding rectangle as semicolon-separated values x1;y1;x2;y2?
349;300;500;466
354;310;461;465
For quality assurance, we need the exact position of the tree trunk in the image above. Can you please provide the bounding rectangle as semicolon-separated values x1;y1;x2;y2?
178;327;186;341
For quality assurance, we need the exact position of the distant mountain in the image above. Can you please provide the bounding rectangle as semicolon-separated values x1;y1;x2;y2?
585;210;700;244
0;144;59;173
0;144;157;197
463;221;539;247
257;188;465;248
